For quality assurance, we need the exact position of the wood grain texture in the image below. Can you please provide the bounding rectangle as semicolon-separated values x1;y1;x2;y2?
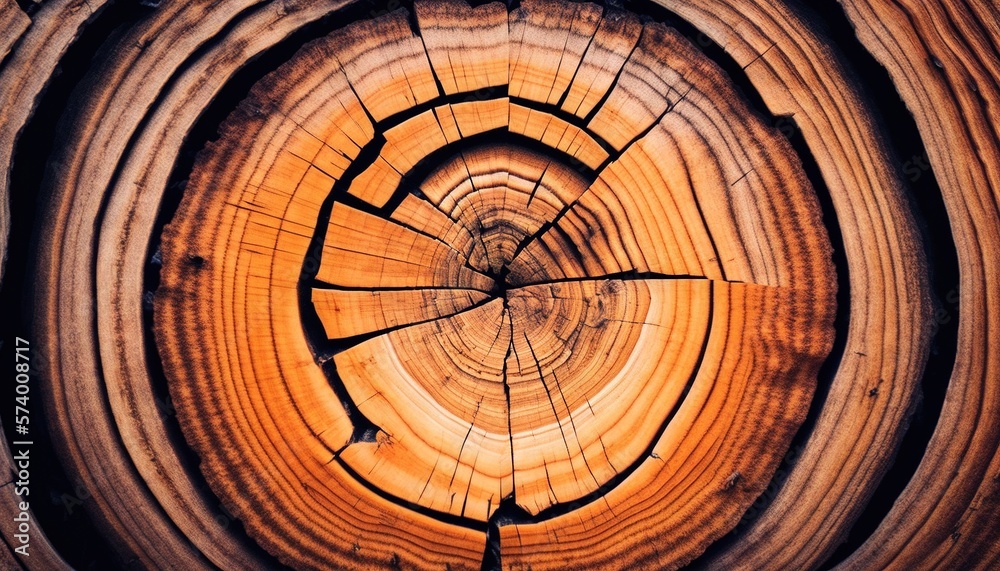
21;0;354;568
0;0;99;283
152;2;834;568
0;0;30;70
835;1;1000;568
656;1;932;568
0;0;996;568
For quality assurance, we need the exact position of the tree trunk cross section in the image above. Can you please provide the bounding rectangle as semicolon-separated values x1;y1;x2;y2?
154;1;835;568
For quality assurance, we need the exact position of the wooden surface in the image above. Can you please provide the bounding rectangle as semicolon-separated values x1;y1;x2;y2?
0;0;997;569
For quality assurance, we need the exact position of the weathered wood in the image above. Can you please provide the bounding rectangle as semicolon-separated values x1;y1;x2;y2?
655;2;933;568
27;0;354;568
0;0;30;69
3;0;997;568
0;0;101;287
834;1;1000;568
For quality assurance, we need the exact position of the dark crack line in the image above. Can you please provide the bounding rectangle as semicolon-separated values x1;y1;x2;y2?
520;331;579;480
597;434;618;474
524;332;602;488
333;456;487;532
552;5;603;111
507;191;585;265
460;429;487;519
599;82;695;173
448;398;483;492
311;295;502;361
524;162;550;209
311;281;489;293
581;25;644;126
417;451;443;504
500;314;517;504
510;270;711;290
543;460;558;504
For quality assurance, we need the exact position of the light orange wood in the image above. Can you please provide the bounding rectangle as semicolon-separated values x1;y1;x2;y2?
560;9;642;119
319;202;494;290
415;0;508;94
509;0;602;104
312;287;490;339
329;9;439;121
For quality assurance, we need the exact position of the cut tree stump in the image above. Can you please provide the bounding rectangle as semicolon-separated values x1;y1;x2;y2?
1;0;998;569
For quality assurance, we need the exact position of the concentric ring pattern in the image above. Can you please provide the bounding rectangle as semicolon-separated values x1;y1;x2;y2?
155;2;836;566
1;0;998;569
